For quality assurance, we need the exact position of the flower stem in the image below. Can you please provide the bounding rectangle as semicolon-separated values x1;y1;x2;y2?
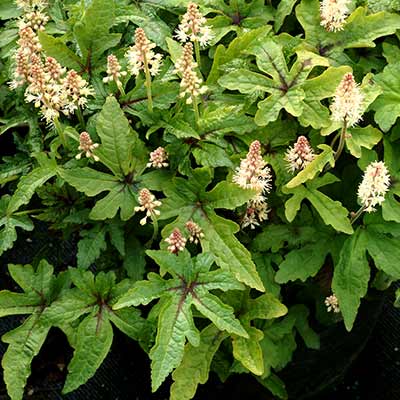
144;57;153;113
330;131;341;149
13;208;45;216
350;206;366;225
146;217;159;248
192;95;200;125
334;118;348;162
76;106;86;131
194;40;201;69
117;81;126;97
53;117;67;148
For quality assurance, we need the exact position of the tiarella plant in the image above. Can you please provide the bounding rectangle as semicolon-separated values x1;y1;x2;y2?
0;0;400;399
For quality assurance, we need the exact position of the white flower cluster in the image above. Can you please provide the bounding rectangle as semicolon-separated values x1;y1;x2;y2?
357;161;390;213
320;0;351;32
24;54;64;122
233;140;272;193
61;70;94;115
16;0;49;31
163;221;204;255
241;199;270;229
185;220;204;244
233;140;273;229
135;189;162;226
75;132;99;162
330;72;364;127
165;228;187;254
174;42;207;104
9;26;93;124
175;2;213;47
103;54;127;87
9;26;41;89
125;28;162;77
15;0;47;10
147;147;168;169
285;136;315;173
325;294;340;313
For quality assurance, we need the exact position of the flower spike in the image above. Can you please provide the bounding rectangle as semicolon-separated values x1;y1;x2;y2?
357;161;390;213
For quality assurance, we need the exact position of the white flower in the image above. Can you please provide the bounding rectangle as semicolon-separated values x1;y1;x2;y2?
75;132;99;161
241;198;270;229
125;28;163;77
18;10;49;31
357;161;390;213
325;294;340;313
175;2;213;47
330;72;364;127
134;188;162;225
146;147;168;169
61;70;94;115
24;55;65;123
320;0;351;32
185;220;204;244
165;228;187;254
103;54;127;85
233;141;273;229
233;140;272;195
16;0;47;11
174;42;207;104
285;136;315;173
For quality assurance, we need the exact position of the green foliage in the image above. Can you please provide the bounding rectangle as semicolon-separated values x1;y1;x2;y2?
155;168;264;290
296;0;400;57
170;324;229;400
332;228;370;331
63;312;114;393
60;97;147;221
0;261;67;400
114;252;247;391
7;157;58;214
43;269;149;391
73;0;121;65
1;0;400;398
372;60;400;131
0;196;34;257
38;31;83;70
283;174;353;234
275;238;332;283
0;262;149;399
219;37;332;127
